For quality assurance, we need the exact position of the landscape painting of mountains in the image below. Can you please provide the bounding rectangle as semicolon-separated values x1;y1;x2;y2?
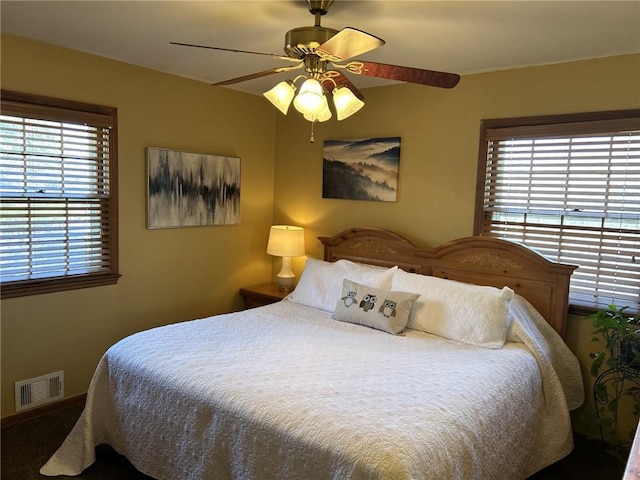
322;137;401;202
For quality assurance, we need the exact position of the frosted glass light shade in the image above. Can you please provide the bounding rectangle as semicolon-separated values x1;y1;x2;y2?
293;79;325;115
333;86;365;121
303;95;332;122
263;81;296;115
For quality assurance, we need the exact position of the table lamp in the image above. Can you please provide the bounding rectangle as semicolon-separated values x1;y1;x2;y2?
267;225;305;291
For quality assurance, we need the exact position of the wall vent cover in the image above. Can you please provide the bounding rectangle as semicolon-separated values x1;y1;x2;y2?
15;371;64;412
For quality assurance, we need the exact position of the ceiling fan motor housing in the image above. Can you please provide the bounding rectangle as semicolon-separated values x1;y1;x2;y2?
284;26;338;59
307;0;334;16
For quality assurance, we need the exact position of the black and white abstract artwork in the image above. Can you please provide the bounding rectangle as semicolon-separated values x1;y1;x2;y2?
322;137;401;202
147;148;240;228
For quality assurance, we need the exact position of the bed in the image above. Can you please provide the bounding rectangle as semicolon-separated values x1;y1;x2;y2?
41;227;585;479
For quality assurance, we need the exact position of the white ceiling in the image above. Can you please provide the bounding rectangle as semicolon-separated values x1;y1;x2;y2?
2;0;639;96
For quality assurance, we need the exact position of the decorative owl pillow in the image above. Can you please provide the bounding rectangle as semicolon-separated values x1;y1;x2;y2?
332;278;420;334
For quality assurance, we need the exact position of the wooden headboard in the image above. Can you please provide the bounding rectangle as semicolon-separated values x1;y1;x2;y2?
319;227;577;339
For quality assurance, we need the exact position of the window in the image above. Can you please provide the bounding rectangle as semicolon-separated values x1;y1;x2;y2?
475;110;640;314
0;90;119;298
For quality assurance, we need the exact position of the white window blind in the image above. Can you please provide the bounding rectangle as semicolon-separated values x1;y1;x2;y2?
477;112;640;314
0;91;119;297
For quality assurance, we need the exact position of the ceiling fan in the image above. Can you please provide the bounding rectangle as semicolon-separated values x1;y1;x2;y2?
171;0;460;126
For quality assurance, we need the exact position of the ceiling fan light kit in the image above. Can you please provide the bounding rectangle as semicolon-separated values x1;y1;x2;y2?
264;74;364;124
172;0;460;135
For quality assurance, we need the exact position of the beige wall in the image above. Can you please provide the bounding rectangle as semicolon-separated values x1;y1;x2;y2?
0;35;277;417
271;53;640;436
2;31;640;436
273;54;640;255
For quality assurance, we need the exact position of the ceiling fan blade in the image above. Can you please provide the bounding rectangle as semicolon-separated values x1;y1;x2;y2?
212;63;304;86
345;60;460;89
321;71;365;100
170;42;298;63
316;27;385;62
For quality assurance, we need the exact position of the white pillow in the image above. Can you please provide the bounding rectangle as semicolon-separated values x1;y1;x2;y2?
287;258;397;312
332;279;420;334
391;269;514;348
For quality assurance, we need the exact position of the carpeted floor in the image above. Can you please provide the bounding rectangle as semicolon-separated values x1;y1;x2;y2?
1;402;622;479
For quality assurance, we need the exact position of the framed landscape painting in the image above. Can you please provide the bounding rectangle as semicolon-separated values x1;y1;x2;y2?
322;137;401;202
147;148;240;229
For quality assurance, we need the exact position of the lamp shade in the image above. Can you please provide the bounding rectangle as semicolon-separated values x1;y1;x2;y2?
303;95;332;122
267;225;305;257
263;81;296;115
333;86;365;121
293;78;325;115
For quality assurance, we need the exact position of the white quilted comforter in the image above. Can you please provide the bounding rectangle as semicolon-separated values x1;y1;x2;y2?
41;297;583;479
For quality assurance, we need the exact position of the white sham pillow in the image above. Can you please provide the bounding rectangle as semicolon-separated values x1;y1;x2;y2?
390;269;514;348
286;258;397;312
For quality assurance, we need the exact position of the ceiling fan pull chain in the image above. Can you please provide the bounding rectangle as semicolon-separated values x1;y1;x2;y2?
310;121;315;143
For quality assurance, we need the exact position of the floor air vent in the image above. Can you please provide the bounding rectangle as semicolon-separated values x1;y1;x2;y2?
15;371;64;412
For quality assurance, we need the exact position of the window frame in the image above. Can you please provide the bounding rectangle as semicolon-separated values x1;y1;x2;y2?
0;90;120;298
474;109;640;315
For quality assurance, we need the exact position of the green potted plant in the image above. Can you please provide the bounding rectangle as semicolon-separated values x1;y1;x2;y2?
589;304;640;461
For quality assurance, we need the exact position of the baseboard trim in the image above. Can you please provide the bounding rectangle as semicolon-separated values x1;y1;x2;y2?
1;393;87;428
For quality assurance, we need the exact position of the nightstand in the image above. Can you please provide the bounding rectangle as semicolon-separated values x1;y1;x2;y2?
239;283;290;309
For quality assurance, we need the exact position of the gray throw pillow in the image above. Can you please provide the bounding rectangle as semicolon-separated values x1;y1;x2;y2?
332;278;420;334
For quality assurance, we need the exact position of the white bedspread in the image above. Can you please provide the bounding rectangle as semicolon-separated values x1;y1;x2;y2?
41;296;583;479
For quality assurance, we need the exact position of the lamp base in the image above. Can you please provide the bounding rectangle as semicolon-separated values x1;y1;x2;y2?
276;275;295;292
276;256;296;292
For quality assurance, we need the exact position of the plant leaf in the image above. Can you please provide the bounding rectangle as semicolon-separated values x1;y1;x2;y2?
591;355;605;377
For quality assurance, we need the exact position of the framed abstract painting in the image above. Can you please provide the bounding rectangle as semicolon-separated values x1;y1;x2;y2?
147;148;240;229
